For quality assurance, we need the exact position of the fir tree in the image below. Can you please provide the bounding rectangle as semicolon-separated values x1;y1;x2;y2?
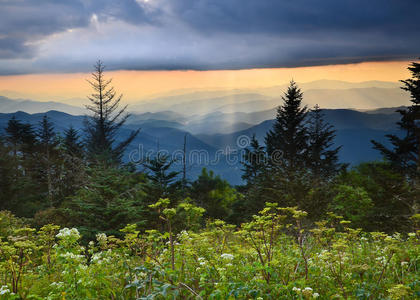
241;135;266;185
372;59;420;176
36;115;60;207
143;152;180;201
3;118;38;216
63;126;84;158
5;117;36;160
84;60;139;165
307;104;341;182
265;81;308;172
61;126;86;200
190;168;236;220
0;136;14;209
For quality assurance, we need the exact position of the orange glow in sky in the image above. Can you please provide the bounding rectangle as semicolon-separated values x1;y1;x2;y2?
0;60;411;106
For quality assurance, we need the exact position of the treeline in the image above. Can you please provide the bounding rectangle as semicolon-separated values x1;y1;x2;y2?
0;60;419;238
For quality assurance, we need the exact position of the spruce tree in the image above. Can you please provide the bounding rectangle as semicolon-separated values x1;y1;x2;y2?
143;152;180;201
241;81;310;214
61;126;86;199
0;136;14;209
241;135;266;185
63;126;84;158
84;60;139;165
4;118;38;216
307;104;341;182
5;117;36;160
37;115;60;207
190;168;236;220
372;59;420;176
265;81;308;173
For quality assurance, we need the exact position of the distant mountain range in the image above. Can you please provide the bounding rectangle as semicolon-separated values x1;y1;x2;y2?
0;107;402;185
1;80;410;115
0;80;408;184
0;96;85;115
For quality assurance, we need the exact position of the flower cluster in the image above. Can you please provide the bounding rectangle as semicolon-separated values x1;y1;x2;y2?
56;227;80;240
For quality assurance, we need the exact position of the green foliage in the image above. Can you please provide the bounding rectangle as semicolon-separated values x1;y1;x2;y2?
143;153;181;202
190;168;237;220
335;162;417;232
62;166;148;241
0;205;419;299
372;58;420;176
330;184;373;227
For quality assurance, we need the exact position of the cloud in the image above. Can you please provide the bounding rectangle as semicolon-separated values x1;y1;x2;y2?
0;0;419;74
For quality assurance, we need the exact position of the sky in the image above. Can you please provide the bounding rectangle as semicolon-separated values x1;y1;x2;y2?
0;0;418;102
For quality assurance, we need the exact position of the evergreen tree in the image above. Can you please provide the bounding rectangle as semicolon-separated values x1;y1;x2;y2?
36;115;60;207
261;81;311;208
60;126;86;200
3;117;38;216
143;152;180;201
334;162;415;232
84;60;139;165
0;136;14;209
63;126;84;158
265;81;308;172
190;168;237;220
372;59;420;176
241;135;266;186
5;117;36;160
307;104;341;182
64;166;148;241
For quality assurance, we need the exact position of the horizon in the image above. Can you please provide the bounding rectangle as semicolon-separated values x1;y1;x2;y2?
0;60;413;109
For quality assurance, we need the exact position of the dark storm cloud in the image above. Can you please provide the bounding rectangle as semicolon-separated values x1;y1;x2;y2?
169;0;420;35
0;0;419;73
0;0;158;59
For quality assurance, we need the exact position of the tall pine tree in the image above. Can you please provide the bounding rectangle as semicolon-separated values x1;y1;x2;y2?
265;81;308;173
372;59;420;176
36;115;60;207
241;135;266;186
63;126;84;158
84;60;139;165
143;152;180;202
307;104;341;182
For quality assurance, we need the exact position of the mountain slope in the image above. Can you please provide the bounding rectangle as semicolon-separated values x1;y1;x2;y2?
0;96;85;115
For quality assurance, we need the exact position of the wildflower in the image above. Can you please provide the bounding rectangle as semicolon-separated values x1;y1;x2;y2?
0;285;10;295
96;233;108;244
56;228;80;239
198;257;206;266
302;287;313;297
313;292;320;298
292;287;302;294
221;253;234;260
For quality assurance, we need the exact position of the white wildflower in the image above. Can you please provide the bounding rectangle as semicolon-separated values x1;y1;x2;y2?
0;285;10;295
220;253;234;260
313;292;320;298
56;227;80;239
